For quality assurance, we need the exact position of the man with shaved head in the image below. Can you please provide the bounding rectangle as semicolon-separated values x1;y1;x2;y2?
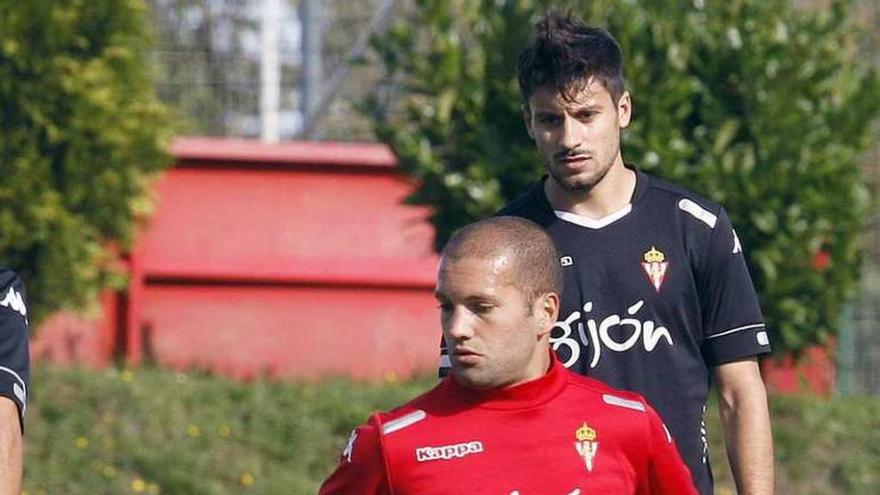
320;217;697;494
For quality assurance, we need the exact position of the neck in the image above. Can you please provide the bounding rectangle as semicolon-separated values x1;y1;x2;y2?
452;349;564;410
515;344;552;387
544;154;636;219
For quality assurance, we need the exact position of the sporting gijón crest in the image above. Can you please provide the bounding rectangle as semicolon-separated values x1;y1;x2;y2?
641;246;668;292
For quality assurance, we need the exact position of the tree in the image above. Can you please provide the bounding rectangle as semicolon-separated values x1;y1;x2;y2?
0;1;173;324
368;0;880;354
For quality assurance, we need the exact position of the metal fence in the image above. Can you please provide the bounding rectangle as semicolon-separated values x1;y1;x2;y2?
148;0;386;141
841;264;880;394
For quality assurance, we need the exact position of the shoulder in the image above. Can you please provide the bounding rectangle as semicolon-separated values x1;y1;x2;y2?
637;171;735;246
643;172;724;219
0;268;23;290
321;386;445;487
319;413;390;493
498;180;555;226
498;180;542;215
373;380;451;437
565;372;653;417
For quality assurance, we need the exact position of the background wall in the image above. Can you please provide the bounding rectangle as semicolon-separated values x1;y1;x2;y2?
33;138;442;380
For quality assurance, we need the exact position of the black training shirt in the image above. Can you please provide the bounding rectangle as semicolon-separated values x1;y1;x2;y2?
0;268;29;432
440;168;770;495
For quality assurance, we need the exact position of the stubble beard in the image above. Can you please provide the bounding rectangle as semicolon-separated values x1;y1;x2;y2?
548;156;614;195
452;364;496;390
452;352;525;390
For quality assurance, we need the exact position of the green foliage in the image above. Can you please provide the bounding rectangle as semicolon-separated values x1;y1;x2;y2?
0;1;173;324
768;394;880;494
367;0;880;355
24;365;880;494
25;365;431;494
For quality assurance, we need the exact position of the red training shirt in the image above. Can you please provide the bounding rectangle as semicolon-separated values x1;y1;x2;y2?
320;354;697;494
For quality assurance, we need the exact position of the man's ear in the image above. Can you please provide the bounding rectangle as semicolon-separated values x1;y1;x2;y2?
536;292;560;338
617;90;632;129
522;104;535;140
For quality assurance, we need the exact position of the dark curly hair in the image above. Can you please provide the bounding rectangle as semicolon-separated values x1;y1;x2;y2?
516;10;626;105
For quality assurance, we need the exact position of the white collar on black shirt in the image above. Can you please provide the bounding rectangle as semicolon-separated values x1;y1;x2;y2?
553;204;633;229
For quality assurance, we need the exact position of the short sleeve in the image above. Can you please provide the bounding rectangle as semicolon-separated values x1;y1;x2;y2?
642;405;698;495
698;208;771;365
319;415;391;495
0;269;29;432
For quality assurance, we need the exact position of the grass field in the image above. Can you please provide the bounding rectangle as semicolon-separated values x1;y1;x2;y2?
21;364;880;494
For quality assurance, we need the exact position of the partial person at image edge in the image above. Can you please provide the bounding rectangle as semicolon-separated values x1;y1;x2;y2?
0;268;29;494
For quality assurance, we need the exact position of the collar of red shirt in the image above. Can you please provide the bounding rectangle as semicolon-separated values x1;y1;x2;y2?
449;351;568;410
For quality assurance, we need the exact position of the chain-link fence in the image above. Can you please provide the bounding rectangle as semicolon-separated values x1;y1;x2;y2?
841;262;880;394
841;0;880;395
148;0;387;140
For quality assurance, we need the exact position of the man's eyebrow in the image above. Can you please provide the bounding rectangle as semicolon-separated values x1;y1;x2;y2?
533;108;563;115
433;292;497;304
463;294;498;304
569;102;601;112
534;102;601;115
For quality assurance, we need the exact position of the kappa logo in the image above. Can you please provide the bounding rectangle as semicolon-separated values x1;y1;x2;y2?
341;429;358;463
415;441;483;462
0;287;26;319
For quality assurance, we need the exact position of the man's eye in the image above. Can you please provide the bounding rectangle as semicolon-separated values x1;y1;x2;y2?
539;116;561;125
470;304;494;315
577;112;596;122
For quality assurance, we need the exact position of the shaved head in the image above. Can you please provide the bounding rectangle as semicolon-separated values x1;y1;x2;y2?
441;217;563;305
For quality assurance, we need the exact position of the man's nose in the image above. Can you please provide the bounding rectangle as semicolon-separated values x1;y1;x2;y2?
445;307;474;340
559;115;582;151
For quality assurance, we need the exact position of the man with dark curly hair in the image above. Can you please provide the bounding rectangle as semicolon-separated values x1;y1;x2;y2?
439;10;775;495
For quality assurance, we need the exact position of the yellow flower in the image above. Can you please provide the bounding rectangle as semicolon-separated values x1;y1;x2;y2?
121;370;134;382
187;425;200;438
240;472;255;486
132;478;147;492
219;425;231;438
102;465;117;478
383;371;398;383
75;437;89;449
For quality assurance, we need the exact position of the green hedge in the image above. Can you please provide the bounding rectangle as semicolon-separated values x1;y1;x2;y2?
366;0;880;355
23;365;880;494
24;365;427;495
